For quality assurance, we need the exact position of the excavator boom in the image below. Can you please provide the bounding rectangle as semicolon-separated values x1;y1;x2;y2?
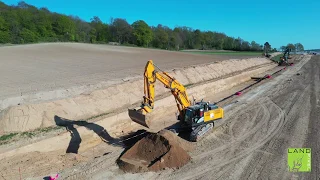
129;60;191;128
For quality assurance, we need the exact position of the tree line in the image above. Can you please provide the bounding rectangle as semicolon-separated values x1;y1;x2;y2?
280;43;304;52
0;1;297;52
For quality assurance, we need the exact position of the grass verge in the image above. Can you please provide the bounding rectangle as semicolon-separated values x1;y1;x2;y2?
0;126;64;145
0;133;18;142
0;112;112;145
271;54;283;63
183;51;263;56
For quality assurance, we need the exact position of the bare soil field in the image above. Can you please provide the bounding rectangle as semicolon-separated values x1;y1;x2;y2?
0;43;257;102
0;55;318;180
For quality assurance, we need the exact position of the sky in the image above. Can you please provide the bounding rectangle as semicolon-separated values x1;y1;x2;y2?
3;0;320;49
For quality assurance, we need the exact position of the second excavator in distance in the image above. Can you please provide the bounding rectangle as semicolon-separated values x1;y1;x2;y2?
128;60;224;141
279;47;292;66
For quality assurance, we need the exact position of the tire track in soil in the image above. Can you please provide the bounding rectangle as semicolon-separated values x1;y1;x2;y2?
194;103;269;160
226;106;260;160
164;98;285;180
62;151;121;180
236;56;317;180
239;85;311;180
214;99;286;180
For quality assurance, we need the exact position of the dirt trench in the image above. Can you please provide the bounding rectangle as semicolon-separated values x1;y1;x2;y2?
0;57;273;134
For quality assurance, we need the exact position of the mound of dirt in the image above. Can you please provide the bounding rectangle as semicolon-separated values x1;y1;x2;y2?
158;129;194;152
118;130;192;172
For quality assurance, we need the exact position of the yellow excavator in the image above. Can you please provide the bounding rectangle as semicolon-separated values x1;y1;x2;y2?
128;60;224;141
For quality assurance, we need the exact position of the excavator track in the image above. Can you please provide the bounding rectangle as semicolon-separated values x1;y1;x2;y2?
190;123;214;142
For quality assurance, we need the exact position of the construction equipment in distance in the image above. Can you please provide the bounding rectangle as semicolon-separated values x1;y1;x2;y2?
128;60;224;141
279;47;291;66
264;42;271;58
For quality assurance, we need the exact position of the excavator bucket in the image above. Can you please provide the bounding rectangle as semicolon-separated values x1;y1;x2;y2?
128;109;151;128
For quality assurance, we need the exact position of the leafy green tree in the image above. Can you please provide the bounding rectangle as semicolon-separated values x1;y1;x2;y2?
186;28;195;49
71;16;92;43
203;31;214;49
89;28;97;43
212;33;227;50
0;16;10;43
52;15;76;41
35;10;55;40
0;16;8;31
241;41;250;51
17;9;37;32
132;20;153;47
171;28;183;50
264;42;271;54
287;43;295;51
223;37;234;50
173;27;189;49
251;41;261;51
294;43;304;52
0;1;9;10
90;16;109;43
110;18;132;44
280;46;286;52
19;28;39;43
152;24;169;49
0;31;10;43
233;37;242;51
192;29;200;48
2;8;21;43
17;1;30;8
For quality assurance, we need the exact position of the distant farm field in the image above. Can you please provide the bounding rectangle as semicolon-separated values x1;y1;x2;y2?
183;51;263;56
0;43;258;101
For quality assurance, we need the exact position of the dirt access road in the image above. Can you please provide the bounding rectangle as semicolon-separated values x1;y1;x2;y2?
0;43;255;101
56;55;318;179
157;55;318;180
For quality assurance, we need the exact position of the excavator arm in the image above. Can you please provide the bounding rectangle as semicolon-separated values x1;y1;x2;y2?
143;60;191;113
129;60;191;127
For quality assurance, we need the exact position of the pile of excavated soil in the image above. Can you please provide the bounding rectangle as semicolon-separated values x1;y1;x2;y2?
118;130;192;172
158;130;194;152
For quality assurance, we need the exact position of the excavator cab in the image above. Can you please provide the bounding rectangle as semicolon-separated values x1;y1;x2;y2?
183;106;204;125
183;103;223;127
